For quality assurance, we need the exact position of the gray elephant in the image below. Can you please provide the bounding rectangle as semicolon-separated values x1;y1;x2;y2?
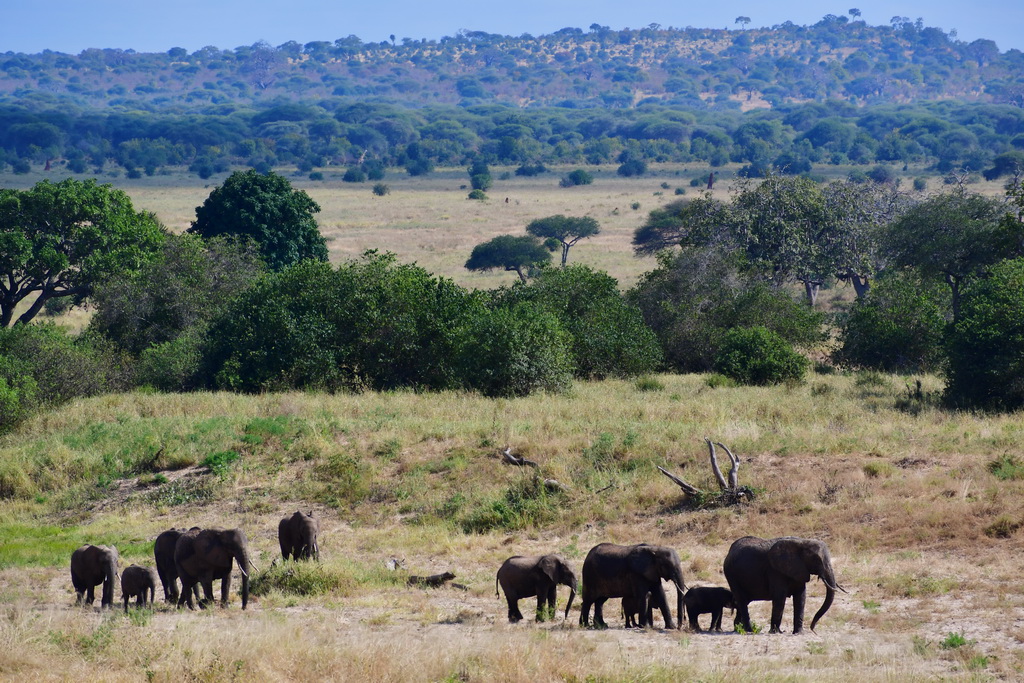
278;510;319;561
621;591;649;628
495;554;577;623
683;586;734;632
579;543;686;629
154;527;202;603
121;564;157;612
723;536;844;634
174;527;253;610
70;544;119;608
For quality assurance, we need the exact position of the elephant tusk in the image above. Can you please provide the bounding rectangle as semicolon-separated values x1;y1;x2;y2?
249;560;260;573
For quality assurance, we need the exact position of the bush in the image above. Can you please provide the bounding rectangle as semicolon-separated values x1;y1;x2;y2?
467;189;487;200
945;257;1024;410
833;272;947;373
515;163;547;176
372;183;390;196
617;159;647;177
559;169;594;187
309;172;324;181
342;167;366;183
459;302;573;398
714;326;809;385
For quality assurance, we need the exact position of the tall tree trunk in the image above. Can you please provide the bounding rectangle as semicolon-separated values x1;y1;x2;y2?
850;273;870;299
802;280;820;307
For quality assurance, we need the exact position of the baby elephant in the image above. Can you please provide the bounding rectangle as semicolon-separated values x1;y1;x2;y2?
496;554;577;623
121;564;158;612
683;586;734;632
621;591;650;628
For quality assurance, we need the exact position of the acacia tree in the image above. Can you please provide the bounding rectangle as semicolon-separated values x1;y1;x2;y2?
465;235;552;282
188;169;327;271
525;215;600;266
882;191;1007;321
0;178;166;327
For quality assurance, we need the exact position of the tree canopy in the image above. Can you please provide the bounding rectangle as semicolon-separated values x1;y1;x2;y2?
0;178;167;327
188;169;328;271
465;235;552;282
525;215;600;266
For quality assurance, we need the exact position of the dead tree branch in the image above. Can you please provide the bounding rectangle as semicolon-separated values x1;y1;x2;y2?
501;447;538;468
407;571;456;588
660;439;754;509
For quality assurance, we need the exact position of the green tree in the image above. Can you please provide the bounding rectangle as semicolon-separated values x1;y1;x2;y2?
465;235;552;282
525;215;600;266
0;179;166;327
559;169;594;187
469;159;492;191
187;169;327;271
945;258;1024;410
89;234;264;355
882;191;1007;321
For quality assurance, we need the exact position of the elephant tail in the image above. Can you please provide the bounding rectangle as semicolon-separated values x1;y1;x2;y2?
495;574;499;597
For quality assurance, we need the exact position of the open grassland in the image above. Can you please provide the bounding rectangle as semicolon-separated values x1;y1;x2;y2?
2;164;1010;295
1;372;1023;681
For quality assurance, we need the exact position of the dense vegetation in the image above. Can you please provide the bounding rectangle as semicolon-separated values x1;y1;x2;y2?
1;16;1024;179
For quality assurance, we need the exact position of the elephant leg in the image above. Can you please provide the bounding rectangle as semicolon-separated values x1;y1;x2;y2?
792;586;806;634
221;573;231;606
86;585;95;605
547;585;557;621
769;593;787;633
579;598;592;626
711;608;722;631
199;577;215;608
535;594;547;622
735;602;753;633
178;580;195;610
507;596;523;623
651;584;675;630
594;598;608;628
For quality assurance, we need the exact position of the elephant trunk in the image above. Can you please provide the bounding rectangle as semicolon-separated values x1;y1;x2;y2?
810;561;839;631
235;549;251;610
564;577;577;620
675;581;684;630
103;558;117;608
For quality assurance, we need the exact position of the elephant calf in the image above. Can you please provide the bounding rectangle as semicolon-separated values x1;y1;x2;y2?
121;564;158;612
683;586;734;632
496;554;577;623
621;591;650;628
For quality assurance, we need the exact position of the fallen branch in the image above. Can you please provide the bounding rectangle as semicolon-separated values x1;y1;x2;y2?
407;571;456;588
657;466;701;496
543;479;567;493
501;447;538;468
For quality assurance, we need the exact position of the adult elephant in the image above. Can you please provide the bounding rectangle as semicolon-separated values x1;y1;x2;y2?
723;536;845;634
278;511;319;561
579;543;686;629
495;554;577;623
174;527;253;610
154;527;202;603
70;544;119;608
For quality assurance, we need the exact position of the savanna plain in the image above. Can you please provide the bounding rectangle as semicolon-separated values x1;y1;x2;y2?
1;167;1022;682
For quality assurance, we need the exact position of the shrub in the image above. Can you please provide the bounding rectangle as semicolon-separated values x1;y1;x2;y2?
308;171;324;181
467;189;487;200
833;272;947;373
459;302;573;398
714;326;809;385
342;167;366;183
372;183;390;196
559;169;594;187
945;257;1024;410
515;163;547;176
617;159;647;177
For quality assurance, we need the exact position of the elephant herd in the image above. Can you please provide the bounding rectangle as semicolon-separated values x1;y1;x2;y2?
497;536;844;634
69;511;318;612
71;511;842;634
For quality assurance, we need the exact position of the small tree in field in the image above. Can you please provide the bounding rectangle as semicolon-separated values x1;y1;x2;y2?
189;169;327;271
714;326;809;386
465;235;552;282
525;215;600;266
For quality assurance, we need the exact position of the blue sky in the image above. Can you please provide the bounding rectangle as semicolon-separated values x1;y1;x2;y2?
2;0;1022;55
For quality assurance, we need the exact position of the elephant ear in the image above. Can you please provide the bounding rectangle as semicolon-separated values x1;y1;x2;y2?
768;540;811;583
537;555;559;583
627;546;658;580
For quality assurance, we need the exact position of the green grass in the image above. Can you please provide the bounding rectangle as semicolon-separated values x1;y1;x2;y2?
0;522;154;569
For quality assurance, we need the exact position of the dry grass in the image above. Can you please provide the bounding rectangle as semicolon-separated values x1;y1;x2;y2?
1;373;1024;680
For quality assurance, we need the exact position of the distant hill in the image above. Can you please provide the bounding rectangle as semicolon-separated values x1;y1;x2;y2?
1;17;1023;179
2;18;1022;110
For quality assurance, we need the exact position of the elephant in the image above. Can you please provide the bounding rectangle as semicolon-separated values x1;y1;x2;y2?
70;544;119;608
579;543;686;630
154;527;202;603
278;510;319;561
723;536;845;634
683;586;734;632
495;554;577;623
621;591;650;628
121;564;157;612
174;527;253;610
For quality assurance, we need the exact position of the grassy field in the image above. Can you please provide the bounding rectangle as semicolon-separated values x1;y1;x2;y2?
2;163;1007;295
1;372;1022;681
